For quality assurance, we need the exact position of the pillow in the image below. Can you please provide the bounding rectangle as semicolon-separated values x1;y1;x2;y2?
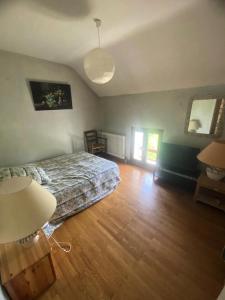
0;166;51;185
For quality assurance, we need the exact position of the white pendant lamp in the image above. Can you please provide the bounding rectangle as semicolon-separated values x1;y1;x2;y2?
84;18;115;84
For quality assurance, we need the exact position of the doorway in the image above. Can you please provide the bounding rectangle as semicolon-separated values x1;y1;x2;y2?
131;127;163;169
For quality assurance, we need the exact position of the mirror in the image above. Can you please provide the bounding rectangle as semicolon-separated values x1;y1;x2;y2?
185;98;225;136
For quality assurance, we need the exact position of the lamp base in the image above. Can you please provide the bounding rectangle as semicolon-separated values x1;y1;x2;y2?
17;232;39;248
206;167;225;181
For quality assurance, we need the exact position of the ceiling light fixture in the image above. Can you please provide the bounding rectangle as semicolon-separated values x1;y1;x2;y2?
84;18;115;84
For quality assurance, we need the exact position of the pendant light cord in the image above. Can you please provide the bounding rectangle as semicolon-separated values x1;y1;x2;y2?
94;18;102;48
97;25;101;48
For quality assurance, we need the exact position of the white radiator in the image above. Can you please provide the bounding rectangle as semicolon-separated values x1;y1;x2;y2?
101;132;126;159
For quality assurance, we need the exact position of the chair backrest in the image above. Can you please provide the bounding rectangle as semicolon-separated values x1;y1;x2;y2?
84;130;98;145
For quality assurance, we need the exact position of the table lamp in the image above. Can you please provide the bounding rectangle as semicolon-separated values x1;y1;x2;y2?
0;176;56;246
197;140;225;180
188;119;202;133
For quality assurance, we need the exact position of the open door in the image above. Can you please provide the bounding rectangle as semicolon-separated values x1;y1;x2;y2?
131;127;162;169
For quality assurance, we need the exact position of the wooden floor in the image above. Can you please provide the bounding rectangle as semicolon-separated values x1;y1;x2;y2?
40;163;225;300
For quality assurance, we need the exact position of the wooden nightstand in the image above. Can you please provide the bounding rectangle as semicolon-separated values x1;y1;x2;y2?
0;230;56;300
194;174;225;212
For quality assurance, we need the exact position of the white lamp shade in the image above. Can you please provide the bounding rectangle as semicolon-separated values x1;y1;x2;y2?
188;119;201;132
84;48;115;84
0;177;56;243
197;140;225;169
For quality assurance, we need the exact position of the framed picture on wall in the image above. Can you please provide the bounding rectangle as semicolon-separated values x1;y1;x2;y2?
29;81;73;111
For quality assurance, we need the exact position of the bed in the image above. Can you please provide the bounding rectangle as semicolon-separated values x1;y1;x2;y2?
34;151;120;224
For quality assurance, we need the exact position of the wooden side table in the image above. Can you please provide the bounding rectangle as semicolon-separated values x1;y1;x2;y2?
194;173;225;212
0;230;56;300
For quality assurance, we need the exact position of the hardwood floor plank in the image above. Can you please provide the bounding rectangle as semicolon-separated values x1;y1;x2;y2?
39;163;225;300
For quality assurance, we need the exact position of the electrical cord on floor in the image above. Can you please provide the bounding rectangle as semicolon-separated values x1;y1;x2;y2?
48;234;72;253
42;222;71;253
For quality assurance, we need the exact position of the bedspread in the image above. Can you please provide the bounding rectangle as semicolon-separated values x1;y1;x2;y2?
35;152;120;223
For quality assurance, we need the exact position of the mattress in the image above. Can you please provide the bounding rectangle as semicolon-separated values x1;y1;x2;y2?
35;152;120;223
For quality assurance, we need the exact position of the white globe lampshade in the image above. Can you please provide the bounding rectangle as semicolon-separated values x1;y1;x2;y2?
84;48;115;84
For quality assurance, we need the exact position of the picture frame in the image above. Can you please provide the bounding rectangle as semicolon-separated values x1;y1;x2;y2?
29;81;73;111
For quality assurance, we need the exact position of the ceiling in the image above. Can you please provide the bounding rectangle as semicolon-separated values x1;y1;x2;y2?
0;0;225;97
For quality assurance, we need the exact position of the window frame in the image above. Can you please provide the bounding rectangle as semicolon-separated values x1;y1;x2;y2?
131;127;163;169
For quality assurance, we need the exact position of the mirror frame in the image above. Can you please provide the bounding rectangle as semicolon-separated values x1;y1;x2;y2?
184;97;225;137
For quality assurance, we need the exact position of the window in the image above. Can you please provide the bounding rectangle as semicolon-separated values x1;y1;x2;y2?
146;132;159;165
133;131;144;161
132;128;162;167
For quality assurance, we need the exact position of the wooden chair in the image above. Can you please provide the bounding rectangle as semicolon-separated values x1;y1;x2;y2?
84;130;107;155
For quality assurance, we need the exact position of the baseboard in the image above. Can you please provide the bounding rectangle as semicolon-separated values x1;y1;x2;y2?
100;153;127;163
128;159;155;172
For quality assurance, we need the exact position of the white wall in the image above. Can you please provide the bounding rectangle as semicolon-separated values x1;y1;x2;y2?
0;50;100;166
1;50;225;166
100;86;225;159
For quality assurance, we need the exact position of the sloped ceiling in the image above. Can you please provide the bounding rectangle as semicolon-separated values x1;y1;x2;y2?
0;0;225;97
